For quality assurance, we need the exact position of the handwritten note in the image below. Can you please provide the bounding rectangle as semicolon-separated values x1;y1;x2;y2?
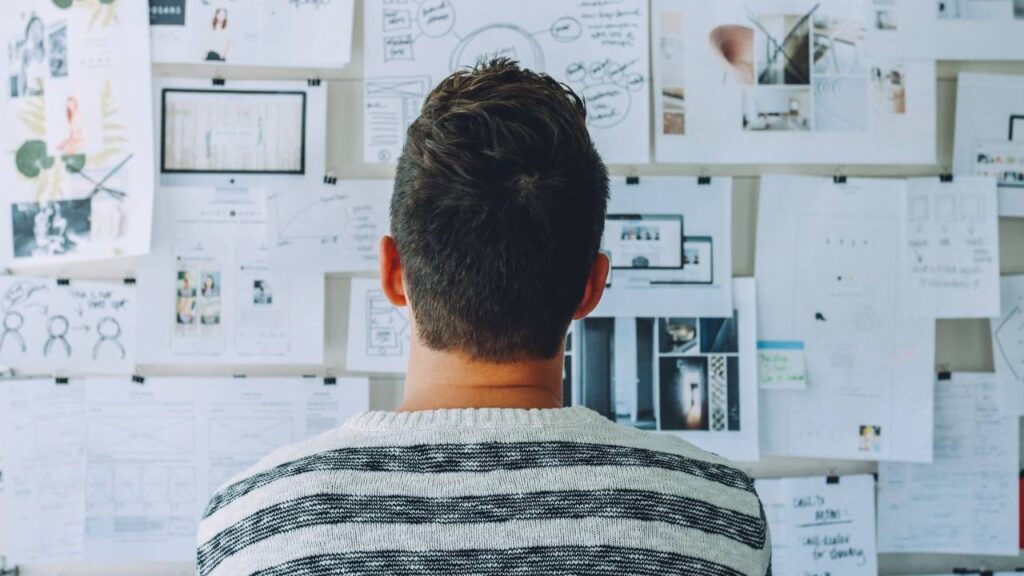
904;176;1000;318
756;475;878;576
757;341;807;389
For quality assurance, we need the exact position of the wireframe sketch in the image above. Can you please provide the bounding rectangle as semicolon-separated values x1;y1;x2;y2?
0;277;135;372
2;1;155;266
364;0;651;164
366;289;408;357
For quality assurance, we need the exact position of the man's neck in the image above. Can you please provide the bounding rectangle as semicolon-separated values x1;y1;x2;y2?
398;341;564;412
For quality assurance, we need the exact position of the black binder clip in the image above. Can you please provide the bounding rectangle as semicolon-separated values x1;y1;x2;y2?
833;175;847;184
132;375;145;385
308;78;321;87
697;176;712;185
123;277;137;286
825;475;840;485
324;376;337;386
938;371;952;381
212;78;226;86
56;278;70;286
625;175;640;185
940;174;954;183
324;174;338;185
54;377;69;385
233;374;247;379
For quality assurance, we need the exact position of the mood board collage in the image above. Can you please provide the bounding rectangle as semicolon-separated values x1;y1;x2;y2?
0;0;1023;573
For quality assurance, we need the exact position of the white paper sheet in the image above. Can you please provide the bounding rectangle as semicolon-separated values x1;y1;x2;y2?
903;176;1001;318
0;376;370;563
756;475;878;576
652;0;937;164
268;180;392;274
867;0;1024;60
362;0;651;164
993;275;1024;416
0;276;135;375
878;373;1020;556
593;177;732;318
757;176;935;462
346;277;411;374
0;1;156;266
571;279;760;461
137;187;325;366
154;78;328;191
953;73;1024;217
0;378;86;564
149;0;354;68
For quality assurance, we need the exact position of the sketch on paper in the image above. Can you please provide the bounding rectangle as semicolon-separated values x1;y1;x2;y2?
364;0;651;164
1;1;155;265
570;279;758;461
161;89;306;174
346;277;410;373
137;187;325;366
992;275;1024;415
653;0;935;164
267;180;392;273
149;0;355;69
0;276;135;374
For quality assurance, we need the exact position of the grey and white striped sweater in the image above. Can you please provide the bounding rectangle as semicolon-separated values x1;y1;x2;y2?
198;406;771;576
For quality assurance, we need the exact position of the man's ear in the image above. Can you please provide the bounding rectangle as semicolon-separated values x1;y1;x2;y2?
573;252;609;320
379;235;408;307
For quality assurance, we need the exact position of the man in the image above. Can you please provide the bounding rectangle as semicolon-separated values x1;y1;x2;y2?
197;59;771;576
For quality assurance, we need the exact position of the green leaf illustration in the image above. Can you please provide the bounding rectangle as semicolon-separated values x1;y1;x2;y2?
52;0;73;8
15;140;55;178
62;154;86;173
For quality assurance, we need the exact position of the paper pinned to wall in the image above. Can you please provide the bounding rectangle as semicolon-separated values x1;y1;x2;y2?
346;277;411;374
993;275;1024;416
757;176;935;462
268;180;393;274
136;187;325;366
0;376;370;563
149;0;355;69
867;0;1024;61
652;0;937;164
757;341;807;389
0;276;136;375
592;177;732;318
572;278;760;461
953;73;1024;217
756;475;878;576
878;373;1020;556
0;1;156;266
362;0;651;164
902;176;1000;318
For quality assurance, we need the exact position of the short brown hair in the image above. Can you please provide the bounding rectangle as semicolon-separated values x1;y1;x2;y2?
391;58;608;362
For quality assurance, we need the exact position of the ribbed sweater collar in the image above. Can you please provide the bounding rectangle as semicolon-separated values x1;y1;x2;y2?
344;406;605;431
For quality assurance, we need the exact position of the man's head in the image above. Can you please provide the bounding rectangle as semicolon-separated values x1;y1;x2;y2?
381;58;609;363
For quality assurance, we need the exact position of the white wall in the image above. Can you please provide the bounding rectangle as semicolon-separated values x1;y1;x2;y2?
2;2;1023;574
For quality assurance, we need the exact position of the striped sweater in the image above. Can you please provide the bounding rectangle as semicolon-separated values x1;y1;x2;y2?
198;406;771;576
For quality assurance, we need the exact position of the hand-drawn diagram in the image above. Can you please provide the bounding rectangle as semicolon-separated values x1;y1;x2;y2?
209;418;294;456
347;278;411;373
364;0;651;164
267;180;392;273
1;1;155;266
993;276;1024;415
0;277;135;373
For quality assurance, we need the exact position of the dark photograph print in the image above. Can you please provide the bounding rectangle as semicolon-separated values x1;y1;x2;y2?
11;199;91;259
658;317;698;354
700;314;739;354
659;356;709;431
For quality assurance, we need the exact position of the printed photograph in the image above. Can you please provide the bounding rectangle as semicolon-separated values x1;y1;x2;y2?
206;8;230;62
659;356;709;431
742;87;811;131
7;15;47;98
577;318;657;430
48;22;67;78
658;318;698;355
709;24;754;85
871;64;907;115
751;13;811;85
199;271;221;325
253;279;273;305
858;424;882;452
176;270;198;325
11;199;91;259
700;314;739;354
659;11;687;134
